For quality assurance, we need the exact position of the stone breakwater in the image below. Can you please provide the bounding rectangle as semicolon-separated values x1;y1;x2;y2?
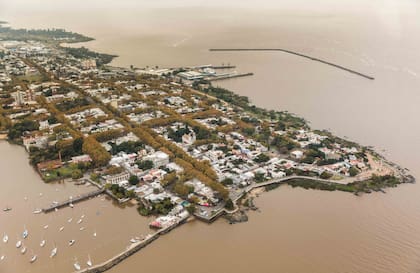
209;48;375;80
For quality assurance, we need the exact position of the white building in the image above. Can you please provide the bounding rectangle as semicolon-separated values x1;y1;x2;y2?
143;151;170;168
104;172;130;184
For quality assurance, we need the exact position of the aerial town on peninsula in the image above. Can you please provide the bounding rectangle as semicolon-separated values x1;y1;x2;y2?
0;23;414;271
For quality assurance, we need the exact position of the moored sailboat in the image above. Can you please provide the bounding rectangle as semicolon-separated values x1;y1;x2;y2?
29;254;37;263
73;258;81;270
87;254;92;267
50;246;58;258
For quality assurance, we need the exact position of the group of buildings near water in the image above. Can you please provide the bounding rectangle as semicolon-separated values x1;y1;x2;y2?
0;32;411;272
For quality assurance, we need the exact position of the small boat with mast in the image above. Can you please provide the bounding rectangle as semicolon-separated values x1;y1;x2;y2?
73;258;81;270
87;254;92;267
50;245;58;258
2;233;8;243
29;252;37;263
33;208;42;214
40;239;46;247
22;226;28;239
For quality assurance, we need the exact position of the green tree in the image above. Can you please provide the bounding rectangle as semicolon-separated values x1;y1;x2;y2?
225;199;234;210
129;175;139;185
71;169;83;180
137;160;154;170
320;171;333;179
349;166;360;177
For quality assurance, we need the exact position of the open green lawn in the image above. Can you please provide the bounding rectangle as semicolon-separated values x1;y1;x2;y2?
41;164;79;182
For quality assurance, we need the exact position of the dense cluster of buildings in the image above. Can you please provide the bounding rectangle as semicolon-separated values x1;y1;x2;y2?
0;37;377;224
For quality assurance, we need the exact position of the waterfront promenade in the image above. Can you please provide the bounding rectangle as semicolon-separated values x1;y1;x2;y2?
194;175;352;222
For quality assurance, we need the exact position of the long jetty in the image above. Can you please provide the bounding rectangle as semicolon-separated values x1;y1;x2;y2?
206;72;254;82
43;188;105;213
75;214;189;273
209;48;375;80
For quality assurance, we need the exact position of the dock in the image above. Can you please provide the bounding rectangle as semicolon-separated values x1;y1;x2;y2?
190;64;236;69
210;65;236;69
43;188;105;213
209;48;375;80
74;214;189;273
206;72;253;82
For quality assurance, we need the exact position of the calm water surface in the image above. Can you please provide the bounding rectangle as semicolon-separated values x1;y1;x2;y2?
1;0;420;272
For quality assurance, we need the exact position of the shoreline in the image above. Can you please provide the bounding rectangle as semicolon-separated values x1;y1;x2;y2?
0;22;416;273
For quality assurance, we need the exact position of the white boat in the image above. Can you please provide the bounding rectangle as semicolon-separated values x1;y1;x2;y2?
29;254;37;263
69;239;75;246
87;254;92;267
79;227;85;231
69;203;74;208
2;234;8;243
50;247;57;258
93;231;97;237
59;226;64;232
73;260;81;270
21;246;27;254
43;225;49;229
3;207;11;212
33;209;42;214
81;214;85;219
0;255;4;261
40;240;46;247
39;193;43;197
24;197;28;201
130;238;138;244
22;227;28;239
16;240;22;248
77;219;83;224
68;218;73;223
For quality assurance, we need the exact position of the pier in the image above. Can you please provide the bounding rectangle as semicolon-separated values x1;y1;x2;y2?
206;72;254;82
210;65;236;69
74;214;189;273
190;64;236;69
209;48;375;80
43;188;105;213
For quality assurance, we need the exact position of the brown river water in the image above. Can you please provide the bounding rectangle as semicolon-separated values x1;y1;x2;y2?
1;0;420;272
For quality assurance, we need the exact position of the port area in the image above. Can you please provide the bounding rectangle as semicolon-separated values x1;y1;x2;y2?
133;64;253;86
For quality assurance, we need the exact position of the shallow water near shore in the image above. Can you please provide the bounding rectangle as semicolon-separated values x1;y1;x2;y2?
1;0;420;272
